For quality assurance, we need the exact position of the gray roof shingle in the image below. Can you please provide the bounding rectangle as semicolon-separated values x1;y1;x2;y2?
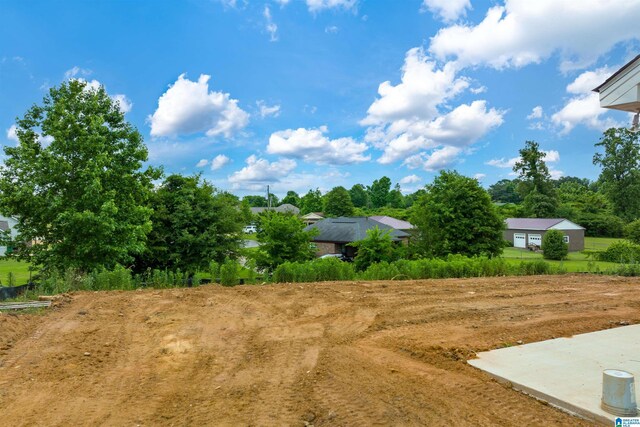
305;217;409;243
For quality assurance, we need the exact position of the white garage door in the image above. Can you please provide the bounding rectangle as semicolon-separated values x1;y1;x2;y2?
514;233;526;248
528;234;542;246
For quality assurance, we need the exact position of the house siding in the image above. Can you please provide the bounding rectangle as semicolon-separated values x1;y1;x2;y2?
503;228;584;251
314;242;340;256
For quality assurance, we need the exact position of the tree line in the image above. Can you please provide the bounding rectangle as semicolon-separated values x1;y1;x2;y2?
1;80;639;279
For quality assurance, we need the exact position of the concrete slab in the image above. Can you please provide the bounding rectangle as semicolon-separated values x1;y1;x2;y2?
468;325;640;425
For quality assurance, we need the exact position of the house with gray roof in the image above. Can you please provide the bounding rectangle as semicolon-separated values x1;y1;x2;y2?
504;218;585;251
304;216;411;258
250;203;300;216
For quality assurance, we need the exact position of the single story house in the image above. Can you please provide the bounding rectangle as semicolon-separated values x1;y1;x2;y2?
301;212;324;226
305;216;411;258
250;203;300;216
504;218;585;252
0;215;18;256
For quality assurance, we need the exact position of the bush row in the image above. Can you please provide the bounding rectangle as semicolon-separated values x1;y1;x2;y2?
272;255;557;283
596;241;640;263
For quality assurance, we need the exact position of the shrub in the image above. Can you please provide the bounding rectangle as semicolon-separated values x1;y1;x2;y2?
542;230;568;260
597;240;640;263
272;257;356;283
220;259;240;286
625;219;640;245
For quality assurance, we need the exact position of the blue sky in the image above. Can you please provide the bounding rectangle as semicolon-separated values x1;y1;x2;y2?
1;0;640;197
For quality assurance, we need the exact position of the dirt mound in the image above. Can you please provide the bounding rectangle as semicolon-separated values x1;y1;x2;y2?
1;275;639;426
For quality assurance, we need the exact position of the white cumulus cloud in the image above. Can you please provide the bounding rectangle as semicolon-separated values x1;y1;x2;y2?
487;150;561;169
268;126;369;165
257;100;281;118
211;154;230;171
399;174;421;184
111;94;133;114
228;155;297;190
422;0;471;22
527;106;543;120
6;125;18;142
551;67;621;134
429;0;640;71
361;47;504;170
196;159;208;168
149;74;249;138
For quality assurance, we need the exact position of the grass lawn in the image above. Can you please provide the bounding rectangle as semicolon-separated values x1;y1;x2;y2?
242;233;258;241
0;259;35;286
502;238;621;273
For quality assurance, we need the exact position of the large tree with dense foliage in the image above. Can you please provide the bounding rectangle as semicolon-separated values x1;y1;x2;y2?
300;188;323;214
350;226;399;271
323;186;354;217
0;80;160;272
368;176;392;208
254;212;318;270
136;174;245;273
513;141;557;217
593;127;640;221
243;195;268;207
281;190;300;207
411;171;504;258
488;179;522;204
349;184;369;208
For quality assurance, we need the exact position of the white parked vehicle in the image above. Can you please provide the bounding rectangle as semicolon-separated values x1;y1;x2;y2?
243;225;257;234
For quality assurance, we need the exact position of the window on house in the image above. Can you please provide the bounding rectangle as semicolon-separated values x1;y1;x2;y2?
563;235;570;244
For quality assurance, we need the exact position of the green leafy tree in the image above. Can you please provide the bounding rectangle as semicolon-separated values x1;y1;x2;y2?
625;219;640;245
349;184;370;208
513;141;558;217
281;190;300;207
136;174;244;273
0;80;159;272
300;188;323;214
255;212;318;271
411;171;504;258
387;183;405;208
542;230;568;260
323;186;354;217
349;226;398;271
243;195;268;207
369;176;392;208
488;179;522;203
593;128;640;221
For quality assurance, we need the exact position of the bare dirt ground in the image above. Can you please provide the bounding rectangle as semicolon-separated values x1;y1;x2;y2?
1;274;639;426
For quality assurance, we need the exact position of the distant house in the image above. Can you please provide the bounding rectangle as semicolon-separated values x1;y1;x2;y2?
368;215;414;231
250;203;300;216
301;212;324;226
0;215;18;256
305;216;411;258
504;218;585;252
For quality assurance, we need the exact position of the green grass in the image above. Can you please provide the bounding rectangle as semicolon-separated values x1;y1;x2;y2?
584;236;623;250
242;233;258;241
502;243;619;273
0;259;35;286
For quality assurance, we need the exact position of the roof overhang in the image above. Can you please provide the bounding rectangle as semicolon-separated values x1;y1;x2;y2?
593;54;640;113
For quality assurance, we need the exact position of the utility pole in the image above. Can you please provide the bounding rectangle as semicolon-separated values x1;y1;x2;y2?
267;185;271;209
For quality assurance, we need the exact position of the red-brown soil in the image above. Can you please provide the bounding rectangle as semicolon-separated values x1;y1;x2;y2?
1;274;639;426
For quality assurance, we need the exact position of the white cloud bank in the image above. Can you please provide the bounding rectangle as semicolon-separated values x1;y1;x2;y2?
268;126;369;165
422;0;471;22
228;155;297;190
149;74;249;138
429;0;640;72
362;48;503;170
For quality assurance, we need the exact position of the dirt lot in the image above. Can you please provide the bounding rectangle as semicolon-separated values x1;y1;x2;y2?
1;275;639;426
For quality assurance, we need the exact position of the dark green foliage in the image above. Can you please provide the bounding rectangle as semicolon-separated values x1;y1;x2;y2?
412;171;504;258
542;230;568;260
281;191;300;207
578;213;625;237
369;176;392;208
350;226;399;271
243;195;268;207
513;141;558;216
349;184;370;208
625;220;640;245
300;188;323;215
387;184;405;208
593;128;640;221
323;186;354;217
488;179;522;203
255;212;318;271
136;174;244;273
596;241;640;263
272;257;356;283
0;80;159;272
220;259;240;286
